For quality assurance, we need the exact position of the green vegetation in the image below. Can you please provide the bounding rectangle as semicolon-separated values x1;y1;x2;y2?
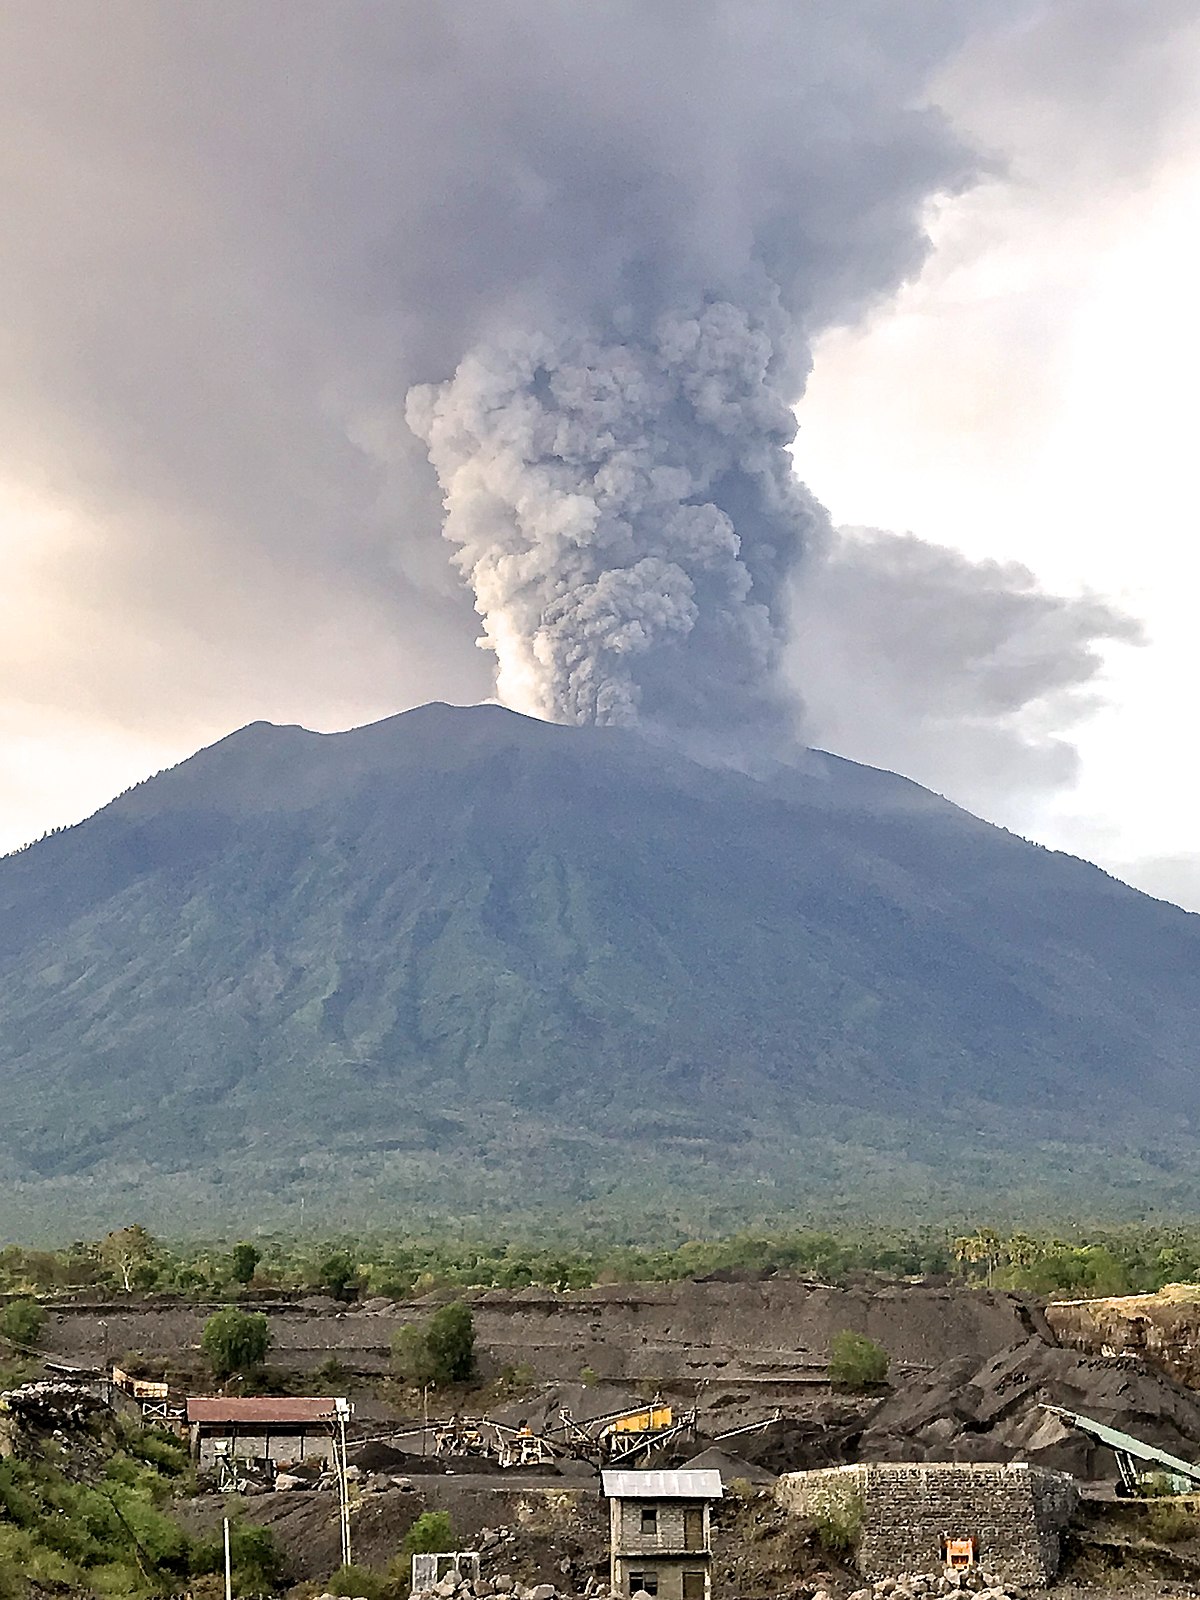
230;1241;260;1284
0;1298;45;1349
828;1330;890;1391
321;1512;455;1600
392;1303;475;1386
0;1418;282;1597
99;1226;158;1294
11;1221;1200;1306
811;1487;864;1557
200;1307;271;1379
425;1302;475;1383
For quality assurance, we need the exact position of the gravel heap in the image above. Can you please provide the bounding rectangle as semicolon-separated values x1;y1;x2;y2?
848;1569;1024;1600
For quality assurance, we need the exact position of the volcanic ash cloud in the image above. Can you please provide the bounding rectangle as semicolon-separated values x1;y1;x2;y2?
408;300;828;756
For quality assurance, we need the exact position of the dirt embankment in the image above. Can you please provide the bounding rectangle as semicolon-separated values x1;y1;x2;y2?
1049;1286;1200;1388
39;1278;1040;1408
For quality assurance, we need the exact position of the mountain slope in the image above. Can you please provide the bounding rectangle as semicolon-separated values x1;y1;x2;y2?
1;702;1198;1233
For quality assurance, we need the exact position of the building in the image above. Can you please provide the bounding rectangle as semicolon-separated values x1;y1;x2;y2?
186;1395;349;1473
775;1462;1079;1588
601;1468;723;1600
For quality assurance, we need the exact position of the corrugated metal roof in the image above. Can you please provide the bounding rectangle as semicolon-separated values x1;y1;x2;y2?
601;1469;723;1500
186;1396;343;1426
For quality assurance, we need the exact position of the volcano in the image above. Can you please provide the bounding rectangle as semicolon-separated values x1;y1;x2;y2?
1;702;1197;1233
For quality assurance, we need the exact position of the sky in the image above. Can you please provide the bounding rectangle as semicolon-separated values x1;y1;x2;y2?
1;1;1198;908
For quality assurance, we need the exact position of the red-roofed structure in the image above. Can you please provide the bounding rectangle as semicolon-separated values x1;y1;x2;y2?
186;1394;350;1473
186;1396;340;1426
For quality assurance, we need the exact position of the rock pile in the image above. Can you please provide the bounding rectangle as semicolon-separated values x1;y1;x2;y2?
848;1570;1022;1600
316;1582;612;1600
857;1334;1200;1478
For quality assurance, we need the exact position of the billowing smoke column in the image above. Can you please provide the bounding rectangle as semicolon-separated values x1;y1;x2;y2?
393;3;982;758
409;301;827;749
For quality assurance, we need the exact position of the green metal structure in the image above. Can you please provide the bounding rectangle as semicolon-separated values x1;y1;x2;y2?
1041;1402;1200;1494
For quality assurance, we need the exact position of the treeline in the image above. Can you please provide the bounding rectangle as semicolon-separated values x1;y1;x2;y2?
5;1222;1200;1304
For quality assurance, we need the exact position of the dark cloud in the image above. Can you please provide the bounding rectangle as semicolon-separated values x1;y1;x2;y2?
0;1;983;751
0;2;1159;792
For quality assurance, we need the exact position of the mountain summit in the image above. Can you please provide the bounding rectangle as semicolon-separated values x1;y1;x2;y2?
2;702;1197;1232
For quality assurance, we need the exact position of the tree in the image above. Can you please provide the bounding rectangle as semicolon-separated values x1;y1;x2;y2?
231;1243;261;1285
953;1229;1003;1285
827;1330;889;1391
390;1303;475;1387
1;1297;45;1348
100;1225;157;1293
391;1322;437;1386
201;1308;271;1379
319;1251;362;1301
425;1302;475;1385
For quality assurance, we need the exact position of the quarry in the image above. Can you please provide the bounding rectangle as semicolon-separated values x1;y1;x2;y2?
10;1273;1200;1597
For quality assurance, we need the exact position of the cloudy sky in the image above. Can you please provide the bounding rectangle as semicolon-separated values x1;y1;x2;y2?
1;1;1197;908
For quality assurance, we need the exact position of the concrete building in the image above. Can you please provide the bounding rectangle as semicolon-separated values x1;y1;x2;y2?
601;1469;723;1600
186;1395;347;1472
775;1462;1079;1588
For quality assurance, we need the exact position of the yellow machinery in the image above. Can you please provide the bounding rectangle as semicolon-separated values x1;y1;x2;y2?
557;1397;694;1462
599;1404;675;1456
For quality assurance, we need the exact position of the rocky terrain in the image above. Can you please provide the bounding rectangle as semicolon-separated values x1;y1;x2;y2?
15;1274;1200;1595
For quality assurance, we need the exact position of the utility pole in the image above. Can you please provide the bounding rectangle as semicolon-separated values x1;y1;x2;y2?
334;1397;353;1568
223;1516;232;1600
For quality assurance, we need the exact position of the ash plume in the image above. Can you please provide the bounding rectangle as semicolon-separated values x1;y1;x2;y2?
0;1;1149;786
397;2;981;754
408;303;827;748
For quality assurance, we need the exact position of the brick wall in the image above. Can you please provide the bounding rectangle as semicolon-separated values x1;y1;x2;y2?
614;1500;709;1553
775;1463;1078;1587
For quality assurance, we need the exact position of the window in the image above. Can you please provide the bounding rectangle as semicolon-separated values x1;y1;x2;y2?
683;1507;703;1547
640;1506;659;1534
683;1572;706;1600
628;1573;658;1596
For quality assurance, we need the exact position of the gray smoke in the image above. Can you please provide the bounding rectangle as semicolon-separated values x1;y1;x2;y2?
0;2;1154;783
789;529;1143;807
408;303;827;747
388;2;982;752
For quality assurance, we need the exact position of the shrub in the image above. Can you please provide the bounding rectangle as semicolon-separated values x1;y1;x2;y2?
319;1251;362;1301
828;1329;889;1391
402;1510;454;1556
201;1307;271;1379
392;1303;475;1387
391;1323;437;1386
0;1298;44;1349
387;1510;456;1593
812;1490;863;1556
328;1561;387;1600
1147;1500;1200;1543
580;1365;599;1386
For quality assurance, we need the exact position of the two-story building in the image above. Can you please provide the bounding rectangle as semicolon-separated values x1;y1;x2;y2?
601;1469;723;1600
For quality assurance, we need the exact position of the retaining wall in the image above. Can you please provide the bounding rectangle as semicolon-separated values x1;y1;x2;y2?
775;1462;1078;1587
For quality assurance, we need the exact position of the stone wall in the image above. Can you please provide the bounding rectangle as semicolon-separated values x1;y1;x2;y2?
775;1463;1078;1588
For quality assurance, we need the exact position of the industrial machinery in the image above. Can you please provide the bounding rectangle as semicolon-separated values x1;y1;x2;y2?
1042;1403;1200;1495
558;1398;698;1463
940;1535;977;1571
493;1422;557;1469
433;1416;490;1459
